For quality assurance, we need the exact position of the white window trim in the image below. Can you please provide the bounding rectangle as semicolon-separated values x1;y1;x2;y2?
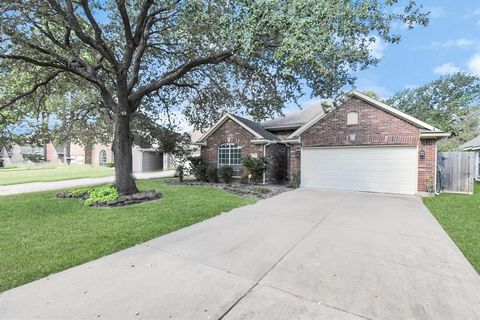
218;143;242;177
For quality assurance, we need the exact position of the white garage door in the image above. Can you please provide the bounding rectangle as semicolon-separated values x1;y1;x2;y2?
301;146;417;195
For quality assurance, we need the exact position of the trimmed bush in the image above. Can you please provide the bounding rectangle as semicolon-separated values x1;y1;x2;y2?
206;164;219;183
241;156;269;182
219;165;234;183
105;162;115;168
194;163;208;181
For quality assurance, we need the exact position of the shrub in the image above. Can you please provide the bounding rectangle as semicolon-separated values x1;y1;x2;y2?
194;163;208;181
70;184;119;206
241;156;268;182
105;162;115;168
187;156;203;175
218;165;234;183
206;164;219;183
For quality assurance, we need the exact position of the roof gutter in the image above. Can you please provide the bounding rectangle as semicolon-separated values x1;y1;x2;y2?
419;132;451;139
251;139;275;144
280;138;301;144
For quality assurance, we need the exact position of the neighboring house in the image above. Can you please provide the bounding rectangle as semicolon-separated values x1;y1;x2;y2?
2;144;45;164
194;90;449;195
460;136;480;180
0;146;11;165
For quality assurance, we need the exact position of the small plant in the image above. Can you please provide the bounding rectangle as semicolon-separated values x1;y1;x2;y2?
194;163;208;181
206;164;219;183
218;165;234;183
287;172;301;188
105;162;115;168
69;184;119;206
241;156;268;183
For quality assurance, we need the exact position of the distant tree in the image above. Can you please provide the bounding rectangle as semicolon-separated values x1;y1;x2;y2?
363;90;381;100
386;73;480;150
0;1;429;194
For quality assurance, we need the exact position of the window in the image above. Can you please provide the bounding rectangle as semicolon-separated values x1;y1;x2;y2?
99;150;107;166
347;111;359;125
218;143;242;176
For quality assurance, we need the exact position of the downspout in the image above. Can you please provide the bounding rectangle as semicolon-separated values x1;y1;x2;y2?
263;141;272;185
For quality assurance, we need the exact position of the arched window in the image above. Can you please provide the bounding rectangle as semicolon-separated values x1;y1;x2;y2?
99;150;107;166
218;143;242;176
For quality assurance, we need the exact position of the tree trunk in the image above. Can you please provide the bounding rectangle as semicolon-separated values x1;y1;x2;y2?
113;108;138;195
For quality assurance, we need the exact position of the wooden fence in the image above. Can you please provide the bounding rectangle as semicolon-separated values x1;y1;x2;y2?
437;152;475;194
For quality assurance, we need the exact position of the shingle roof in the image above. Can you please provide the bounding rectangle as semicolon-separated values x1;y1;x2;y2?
230;114;280;141
460;135;480;150
261;102;327;129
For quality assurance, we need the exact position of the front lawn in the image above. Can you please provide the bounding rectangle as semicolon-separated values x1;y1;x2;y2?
0;179;256;292
0;164;114;185
423;182;480;274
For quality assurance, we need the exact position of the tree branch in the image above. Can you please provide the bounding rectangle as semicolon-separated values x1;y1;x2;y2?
130;51;233;102
0;71;62;111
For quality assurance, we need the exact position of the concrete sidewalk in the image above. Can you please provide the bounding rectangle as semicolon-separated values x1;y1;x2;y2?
1;189;479;319
0;170;175;196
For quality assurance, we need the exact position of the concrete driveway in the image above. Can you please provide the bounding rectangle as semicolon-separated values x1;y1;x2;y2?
1;189;480;319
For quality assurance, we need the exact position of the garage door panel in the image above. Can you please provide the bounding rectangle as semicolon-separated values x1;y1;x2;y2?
301;146;417;195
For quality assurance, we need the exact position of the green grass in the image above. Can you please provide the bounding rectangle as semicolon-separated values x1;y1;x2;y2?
0;179;256;292
423;182;480;274
0;164;114;185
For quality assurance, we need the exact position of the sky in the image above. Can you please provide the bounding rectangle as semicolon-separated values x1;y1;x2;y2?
291;0;480;111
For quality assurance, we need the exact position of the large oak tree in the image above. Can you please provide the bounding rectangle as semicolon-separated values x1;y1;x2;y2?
0;0;428;194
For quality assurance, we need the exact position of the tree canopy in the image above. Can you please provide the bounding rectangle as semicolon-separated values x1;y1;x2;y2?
0;0;429;193
386;72;480;150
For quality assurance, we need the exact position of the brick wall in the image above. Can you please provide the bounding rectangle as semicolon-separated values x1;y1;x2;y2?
201;119;263;178
45;143;60;163
301;97;420;146
287;97;437;193
418;139;436;192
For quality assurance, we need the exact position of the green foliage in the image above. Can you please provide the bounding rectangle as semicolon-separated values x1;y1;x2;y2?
194;163;208;182
206;164;219;183
218;165;234;183
70;184;119;206
105;162;115;168
363;91;381;100
387;73;480;150
0;1;429;132
241;156;269;182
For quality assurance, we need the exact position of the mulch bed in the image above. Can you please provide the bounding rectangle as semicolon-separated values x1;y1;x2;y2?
166;181;292;199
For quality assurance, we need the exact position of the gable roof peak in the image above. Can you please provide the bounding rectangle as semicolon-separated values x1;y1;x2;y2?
194;112;279;144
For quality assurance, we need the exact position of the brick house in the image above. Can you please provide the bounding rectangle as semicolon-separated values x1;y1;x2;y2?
194;91;449;195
